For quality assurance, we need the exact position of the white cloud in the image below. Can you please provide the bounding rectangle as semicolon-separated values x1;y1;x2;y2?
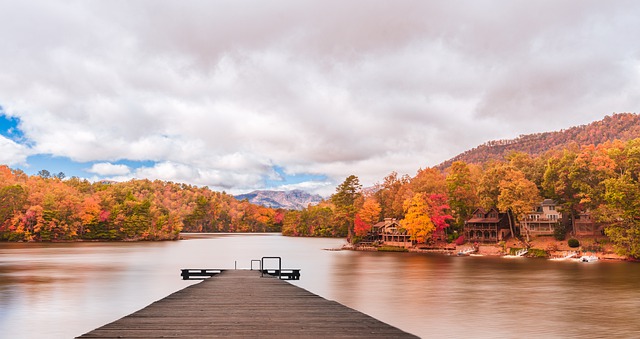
87;162;130;176
276;181;335;197
0;1;639;193
0;136;29;166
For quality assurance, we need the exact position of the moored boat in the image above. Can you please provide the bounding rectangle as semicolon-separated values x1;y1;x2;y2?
580;254;599;262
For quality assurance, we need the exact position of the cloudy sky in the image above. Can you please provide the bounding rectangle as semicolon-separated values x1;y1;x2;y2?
0;1;639;196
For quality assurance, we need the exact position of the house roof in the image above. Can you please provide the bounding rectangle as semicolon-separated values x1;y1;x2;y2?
466;216;502;223
471;207;487;215
541;199;556;206
466;207;504;223
373;221;386;228
373;218;399;228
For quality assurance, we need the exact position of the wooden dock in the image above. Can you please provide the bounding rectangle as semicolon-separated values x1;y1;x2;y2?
78;270;418;338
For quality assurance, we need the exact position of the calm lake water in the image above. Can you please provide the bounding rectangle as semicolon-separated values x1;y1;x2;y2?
1;233;639;338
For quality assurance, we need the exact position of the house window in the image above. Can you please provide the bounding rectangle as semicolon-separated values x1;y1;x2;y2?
549;206;555;210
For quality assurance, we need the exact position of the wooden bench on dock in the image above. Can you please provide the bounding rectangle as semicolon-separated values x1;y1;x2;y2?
180;269;223;280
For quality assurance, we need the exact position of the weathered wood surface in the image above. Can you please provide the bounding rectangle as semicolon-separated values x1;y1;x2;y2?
78;270;418;338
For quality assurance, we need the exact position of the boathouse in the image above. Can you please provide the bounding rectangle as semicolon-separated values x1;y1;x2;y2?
464;208;512;243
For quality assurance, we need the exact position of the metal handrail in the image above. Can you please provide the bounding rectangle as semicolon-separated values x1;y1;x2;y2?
250;259;261;271
261;256;281;279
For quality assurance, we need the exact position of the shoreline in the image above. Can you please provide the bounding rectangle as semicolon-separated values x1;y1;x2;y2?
345;239;634;262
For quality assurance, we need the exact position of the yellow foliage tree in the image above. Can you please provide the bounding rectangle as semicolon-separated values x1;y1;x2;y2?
400;193;435;243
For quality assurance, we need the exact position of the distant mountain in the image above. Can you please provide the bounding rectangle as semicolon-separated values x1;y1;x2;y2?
235;189;323;210
438;113;640;169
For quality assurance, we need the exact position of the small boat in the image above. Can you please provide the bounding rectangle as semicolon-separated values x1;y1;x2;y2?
550;251;578;261
457;247;476;256
580;255;599;263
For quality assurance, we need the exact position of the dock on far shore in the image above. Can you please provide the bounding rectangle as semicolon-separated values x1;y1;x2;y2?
77;269;418;338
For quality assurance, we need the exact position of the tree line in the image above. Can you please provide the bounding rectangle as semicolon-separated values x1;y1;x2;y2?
0;166;282;241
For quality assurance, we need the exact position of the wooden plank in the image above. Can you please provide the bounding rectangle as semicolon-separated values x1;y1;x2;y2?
78;270;417;338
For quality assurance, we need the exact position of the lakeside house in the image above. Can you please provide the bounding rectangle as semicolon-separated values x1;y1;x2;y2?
573;211;604;236
520;199;604;238
520;199;561;239
464;208;512;243
371;218;412;248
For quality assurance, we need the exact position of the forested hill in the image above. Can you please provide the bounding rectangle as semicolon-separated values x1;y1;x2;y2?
438;112;640;169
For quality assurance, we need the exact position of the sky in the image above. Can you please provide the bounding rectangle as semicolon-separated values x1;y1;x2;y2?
0;1;639;196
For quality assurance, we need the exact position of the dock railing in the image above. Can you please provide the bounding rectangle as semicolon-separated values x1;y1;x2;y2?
181;256;300;280
260;256;282;279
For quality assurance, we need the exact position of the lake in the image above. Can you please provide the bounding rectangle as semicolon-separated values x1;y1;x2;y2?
1;233;639;338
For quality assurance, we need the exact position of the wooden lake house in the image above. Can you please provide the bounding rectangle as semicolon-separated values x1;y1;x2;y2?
371;218;413;248
464;208;512;243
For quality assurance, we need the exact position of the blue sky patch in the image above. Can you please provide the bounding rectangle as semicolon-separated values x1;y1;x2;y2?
18;155;158;179
0;109;26;143
20;155;90;177
264;165;328;188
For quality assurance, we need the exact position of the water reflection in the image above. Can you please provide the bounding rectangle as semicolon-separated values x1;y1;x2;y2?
327;252;640;338
1;235;639;338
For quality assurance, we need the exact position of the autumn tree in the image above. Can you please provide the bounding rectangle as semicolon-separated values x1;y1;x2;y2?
496;168;541;238
331;175;362;242
374;172;410;220
400;193;434;243
507;151;547;189
281;203;338;237
359;198;381;225
542;145;615;234
354;198;382;238
478;162;511;209
571;144;616;210
411;167;447;196
353;214;370;237
446;161;479;229
0;184;26;239
597;139;640;258
598;174;640;258
427;193;454;239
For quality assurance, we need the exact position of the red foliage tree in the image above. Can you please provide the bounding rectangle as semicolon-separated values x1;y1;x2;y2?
426;193;453;239
353;214;371;237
